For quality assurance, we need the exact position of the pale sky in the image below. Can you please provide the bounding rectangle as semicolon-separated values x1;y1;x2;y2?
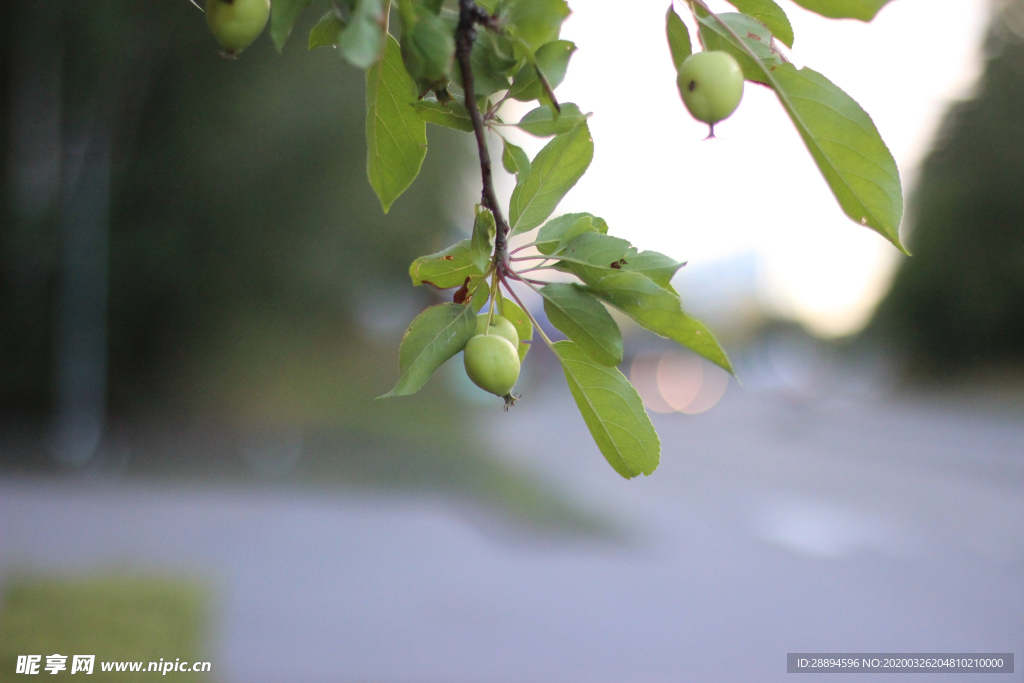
499;0;991;336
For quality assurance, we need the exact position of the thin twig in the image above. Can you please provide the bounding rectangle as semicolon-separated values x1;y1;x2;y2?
455;0;512;278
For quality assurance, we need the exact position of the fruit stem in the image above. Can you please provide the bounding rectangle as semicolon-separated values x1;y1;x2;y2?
485;271;499;331
501;273;556;350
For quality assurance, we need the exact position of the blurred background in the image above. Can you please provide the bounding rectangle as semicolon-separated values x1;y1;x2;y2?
0;0;1021;680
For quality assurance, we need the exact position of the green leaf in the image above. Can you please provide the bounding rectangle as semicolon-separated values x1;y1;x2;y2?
498;298;533;361
507;0;570;51
696;11;783;84
271;0;316;52
457;31;518;97
409;240;486;289
509;40;576;102
340;0;386;69
380;302;477;398
665;5;692;70
509;123;594;234
553;232;632;283
553;341;660;479
585;271;733;373
308;11;346;49
543;222;683;289
555;252;683;295
472;206;497;258
541;284;623;367
409;207;494;288
536;213;601;255
515;102;587;137
366;35;428;213
770;64;904;250
697;13;905;249
789;0;892;21
501;139;531;179
469;279;490;311
620;249;685;290
724;0;794;47
413;100;475;132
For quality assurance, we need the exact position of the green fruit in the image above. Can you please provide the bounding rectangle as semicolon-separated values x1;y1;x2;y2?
476;314;519;348
463;334;520;396
206;0;270;57
676;51;744;130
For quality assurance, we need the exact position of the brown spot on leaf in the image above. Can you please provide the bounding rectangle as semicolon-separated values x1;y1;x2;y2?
441;255;455;261
688;80;696;92
453;277;471;304
747;31;761;41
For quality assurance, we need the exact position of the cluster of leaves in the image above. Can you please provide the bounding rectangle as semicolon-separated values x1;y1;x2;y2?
671;0;905;251
394;203;733;478
257;0;905;479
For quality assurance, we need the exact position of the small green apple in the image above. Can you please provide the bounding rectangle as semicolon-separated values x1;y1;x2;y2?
677;51;744;135
464;334;520;397
476;314;519;348
206;0;270;57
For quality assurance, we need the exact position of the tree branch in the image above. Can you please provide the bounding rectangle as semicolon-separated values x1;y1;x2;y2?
455;0;512;278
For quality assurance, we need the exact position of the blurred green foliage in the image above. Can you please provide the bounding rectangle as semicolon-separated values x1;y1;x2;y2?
0;0;606;532
0;0;474;422
871;4;1024;376
2;0;467;416
0;575;209;682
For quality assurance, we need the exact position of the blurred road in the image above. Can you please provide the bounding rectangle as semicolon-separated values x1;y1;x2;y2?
1;381;1022;682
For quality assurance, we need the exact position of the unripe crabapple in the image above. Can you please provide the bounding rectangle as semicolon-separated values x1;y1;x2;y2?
677;51;744;136
463;334;520;397
476;313;519;348
206;0;270;57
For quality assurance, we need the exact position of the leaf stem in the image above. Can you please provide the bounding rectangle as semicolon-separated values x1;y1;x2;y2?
508;241;541;255
508;255;548;262
515;264;555;275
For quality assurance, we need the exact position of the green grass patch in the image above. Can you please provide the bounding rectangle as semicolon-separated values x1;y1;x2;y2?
0;575;210;682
